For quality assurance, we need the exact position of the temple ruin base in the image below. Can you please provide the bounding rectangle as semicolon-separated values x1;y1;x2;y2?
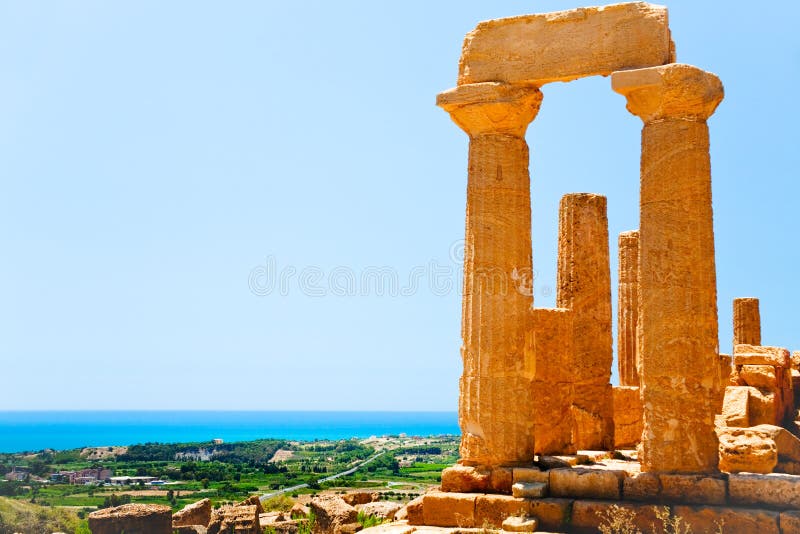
377;452;800;533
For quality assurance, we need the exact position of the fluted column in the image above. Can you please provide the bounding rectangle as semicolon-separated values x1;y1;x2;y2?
733;297;761;347
557;193;614;450
618;230;640;388
437;82;542;466
613;64;724;473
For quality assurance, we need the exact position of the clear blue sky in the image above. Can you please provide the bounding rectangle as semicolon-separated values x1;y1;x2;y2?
1;2;798;410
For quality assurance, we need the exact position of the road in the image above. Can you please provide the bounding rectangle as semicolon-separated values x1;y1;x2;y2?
259;450;386;502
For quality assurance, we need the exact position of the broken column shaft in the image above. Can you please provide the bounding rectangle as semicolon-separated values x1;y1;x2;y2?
613;64;724;473
618;230;641;388
734;297;761;347
556;193;614;450
437;82;543;466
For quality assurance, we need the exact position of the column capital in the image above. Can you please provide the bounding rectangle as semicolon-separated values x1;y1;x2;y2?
437;82;543;137
611;64;724;123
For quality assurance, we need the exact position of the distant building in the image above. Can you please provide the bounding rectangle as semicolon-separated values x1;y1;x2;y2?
51;467;112;485
4;467;29;481
212;438;224;445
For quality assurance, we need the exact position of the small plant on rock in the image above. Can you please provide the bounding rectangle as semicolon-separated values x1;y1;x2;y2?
596;504;642;534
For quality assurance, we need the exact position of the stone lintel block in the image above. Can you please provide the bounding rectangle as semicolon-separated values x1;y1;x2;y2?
752;424;800;463
570;501;661;534
549;467;625;500
436;82;542;137
729;473;800;509
721;386;750;427
457;3;672;86
512;482;547;499
740;365;778;389
421;492;476;527
673;504;779;534
611;63;724;123
513;467;549;485
658;473;727;505
734;345;791;368
748;387;780;426
623;472;661;501
500;515;539;532
474;494;529;528
780;510;800;534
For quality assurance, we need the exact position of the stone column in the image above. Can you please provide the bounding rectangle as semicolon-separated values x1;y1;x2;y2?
618;230;640;388
556;193;614;450
437;82;543;466
733;297;761;347
612;64;724;473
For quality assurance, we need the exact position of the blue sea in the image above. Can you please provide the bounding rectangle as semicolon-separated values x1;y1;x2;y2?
0;411;459;453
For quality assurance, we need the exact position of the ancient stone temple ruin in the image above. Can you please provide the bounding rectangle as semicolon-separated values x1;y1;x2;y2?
402;2;800;532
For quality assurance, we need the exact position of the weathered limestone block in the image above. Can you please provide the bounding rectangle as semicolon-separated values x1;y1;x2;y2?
740;365;777;389
613;63;724;473
527;308;576;455
440;464;489;493
512;467;549;485
781;511;800;534
89;504;172;534
618;230;640;388
174;525;207;534
549;467;626;500
308;498;357;534
571;501;661;534
734;297;761;347
721;386;750;427
357;502;403;521
525;498;572;532
719;353;733;407
474;494;529;527
613;386;642;448
512;482;547;498
173;498;212;528
734;344;790;367
748;387;780;426
422;492;476;527
623;472;660;501
793;351;800;371
457;3;672;86
673;505;779;534
437;82;542;467
500;516;539;533
405;496;424;526
207;505;260;534
658;473;726;505
716;426;777;473
729;472;800;509
342;492;375;507
557;193;614;450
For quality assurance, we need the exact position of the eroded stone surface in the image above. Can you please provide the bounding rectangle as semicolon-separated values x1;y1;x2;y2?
421;493;476;528
613;63;724;474
309;497;357;534
716;425;778;474
549;467;625;500
173;498;211;528
734;298;761;347
457;3;672;85
658;473;726;505
438;83;543;467
674;505;778;534
618;230;640;388
613;386;642;448
571;501;660;534
89;504;173;534
729;472;800;509
557;193;614;451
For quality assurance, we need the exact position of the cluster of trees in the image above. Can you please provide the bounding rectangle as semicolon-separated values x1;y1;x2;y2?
118;439;287;466
396;445;442;455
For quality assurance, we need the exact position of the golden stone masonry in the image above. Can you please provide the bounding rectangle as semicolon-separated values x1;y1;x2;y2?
395;2;800;532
